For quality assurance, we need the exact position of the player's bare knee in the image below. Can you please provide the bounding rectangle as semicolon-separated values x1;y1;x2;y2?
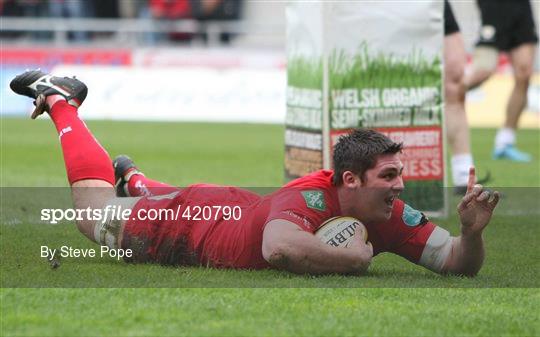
444;77;465;103
70;180;116;242
444;63;465;101
514;65;532;86
71;180;115;211
75;219;97;242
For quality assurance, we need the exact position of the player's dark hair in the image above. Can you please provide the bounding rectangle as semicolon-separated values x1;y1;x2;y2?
332;129;403;185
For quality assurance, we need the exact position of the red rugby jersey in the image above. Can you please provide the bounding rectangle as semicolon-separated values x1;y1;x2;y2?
123;170;437;269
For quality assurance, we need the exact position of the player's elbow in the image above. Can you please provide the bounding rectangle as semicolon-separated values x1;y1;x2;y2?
262;242;294;270
263;239;316;273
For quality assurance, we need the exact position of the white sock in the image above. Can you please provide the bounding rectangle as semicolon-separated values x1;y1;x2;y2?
494;127;516;151
451;153;473;186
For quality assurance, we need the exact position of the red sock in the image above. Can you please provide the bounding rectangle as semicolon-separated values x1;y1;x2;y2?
49;100;114;185
126;173;178;197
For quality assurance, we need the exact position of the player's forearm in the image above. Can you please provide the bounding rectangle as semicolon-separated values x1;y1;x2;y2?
262;219;371;275
264;235;370;275
443;233;485;277
269;243;370;275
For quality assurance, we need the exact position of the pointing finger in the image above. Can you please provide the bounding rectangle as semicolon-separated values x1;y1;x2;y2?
467;166;476;194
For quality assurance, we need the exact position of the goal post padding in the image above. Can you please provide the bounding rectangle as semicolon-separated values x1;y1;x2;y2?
285;1;447;216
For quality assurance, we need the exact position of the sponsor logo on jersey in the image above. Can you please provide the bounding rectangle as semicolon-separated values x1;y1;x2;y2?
301;190;326;211
402;204;423;227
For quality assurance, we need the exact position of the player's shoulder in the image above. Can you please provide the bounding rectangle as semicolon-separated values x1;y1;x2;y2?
267;171;339;232
271;170;339;215
373;199;433;250
284;170;334;189
283;170;337;208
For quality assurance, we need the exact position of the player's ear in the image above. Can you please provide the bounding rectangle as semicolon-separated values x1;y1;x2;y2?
342;171;360;188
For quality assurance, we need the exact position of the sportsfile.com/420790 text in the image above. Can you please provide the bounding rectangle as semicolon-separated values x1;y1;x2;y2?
40;204;243;224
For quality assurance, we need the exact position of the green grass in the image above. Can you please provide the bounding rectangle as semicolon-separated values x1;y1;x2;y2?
1;118;539;336
328;43;441;89
288;43;441;90
2;289;537;337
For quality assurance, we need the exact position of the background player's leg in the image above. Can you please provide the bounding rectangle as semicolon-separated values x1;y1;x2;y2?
493;43;535;161
465;46;498;90
47;95;116;240
444;32;475;190
505;44;535;130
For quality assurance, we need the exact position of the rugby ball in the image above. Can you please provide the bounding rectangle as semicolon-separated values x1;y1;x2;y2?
315;217;368;248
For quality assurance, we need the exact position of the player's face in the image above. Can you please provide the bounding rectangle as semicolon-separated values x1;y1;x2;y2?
358;153;404;222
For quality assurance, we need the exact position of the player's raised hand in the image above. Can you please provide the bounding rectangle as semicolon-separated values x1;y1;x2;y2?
457;167;500;235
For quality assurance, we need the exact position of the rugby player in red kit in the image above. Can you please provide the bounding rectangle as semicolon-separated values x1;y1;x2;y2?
11;70;500;276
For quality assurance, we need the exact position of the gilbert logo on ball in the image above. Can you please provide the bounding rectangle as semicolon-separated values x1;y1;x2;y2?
315;217;368;247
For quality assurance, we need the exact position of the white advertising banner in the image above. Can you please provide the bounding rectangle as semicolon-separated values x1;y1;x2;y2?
51;65;286;124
